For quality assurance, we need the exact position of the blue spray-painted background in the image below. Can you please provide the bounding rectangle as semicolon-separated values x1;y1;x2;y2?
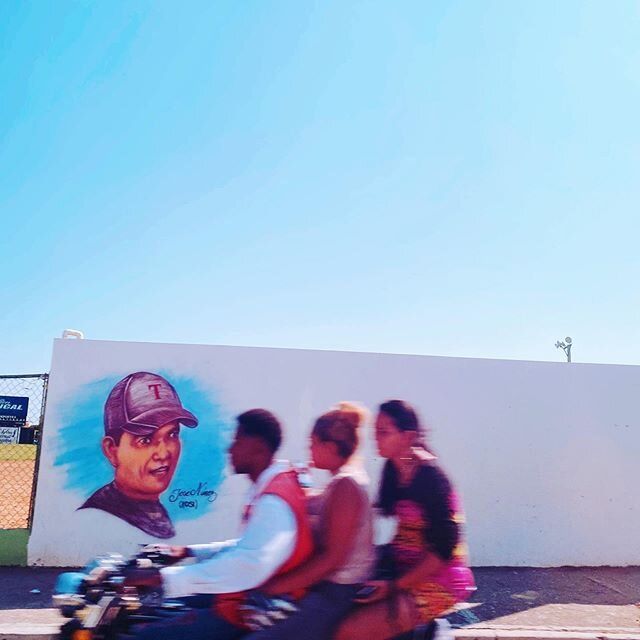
54;372;231;523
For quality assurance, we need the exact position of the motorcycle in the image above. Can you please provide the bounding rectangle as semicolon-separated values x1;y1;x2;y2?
54;546;186;640
53;547;299;640
53;546;456;640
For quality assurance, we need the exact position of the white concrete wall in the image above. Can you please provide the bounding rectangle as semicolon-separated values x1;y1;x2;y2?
29;339;640;566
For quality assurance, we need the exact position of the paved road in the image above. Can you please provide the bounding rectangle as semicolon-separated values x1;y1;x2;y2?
1;566;639;638
449;567;640;630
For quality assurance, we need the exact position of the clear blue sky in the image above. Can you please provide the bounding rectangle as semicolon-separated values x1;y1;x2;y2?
1;0;639;373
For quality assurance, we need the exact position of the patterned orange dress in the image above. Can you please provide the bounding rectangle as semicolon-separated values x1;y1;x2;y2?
382;460;475;623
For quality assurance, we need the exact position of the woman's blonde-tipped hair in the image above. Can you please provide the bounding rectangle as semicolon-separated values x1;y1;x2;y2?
312;401;368;460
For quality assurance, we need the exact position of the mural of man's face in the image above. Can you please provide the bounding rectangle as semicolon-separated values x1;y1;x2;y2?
102;421;181;501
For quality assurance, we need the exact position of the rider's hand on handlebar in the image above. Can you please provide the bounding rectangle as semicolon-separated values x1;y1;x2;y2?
141;544;192;564
167;546;191;560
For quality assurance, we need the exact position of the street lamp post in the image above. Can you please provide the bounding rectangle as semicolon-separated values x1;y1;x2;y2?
555;336;573;363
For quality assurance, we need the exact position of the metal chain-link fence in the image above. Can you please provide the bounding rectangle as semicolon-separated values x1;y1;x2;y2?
0;374;48;529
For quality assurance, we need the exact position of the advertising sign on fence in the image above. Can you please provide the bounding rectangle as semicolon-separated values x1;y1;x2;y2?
0;395;29;427
0;425;20;444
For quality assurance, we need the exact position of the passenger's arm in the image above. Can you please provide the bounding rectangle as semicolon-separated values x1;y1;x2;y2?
356;466;457;603
394;551;446;590
263;477;365;595
160;495;296;598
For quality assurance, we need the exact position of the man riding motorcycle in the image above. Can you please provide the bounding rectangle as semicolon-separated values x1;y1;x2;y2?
122;408;314;640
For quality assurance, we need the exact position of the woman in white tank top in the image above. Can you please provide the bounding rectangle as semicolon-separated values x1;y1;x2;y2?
243;402;375;640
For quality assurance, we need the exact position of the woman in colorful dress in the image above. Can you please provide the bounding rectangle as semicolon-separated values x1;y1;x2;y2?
335;400;475;640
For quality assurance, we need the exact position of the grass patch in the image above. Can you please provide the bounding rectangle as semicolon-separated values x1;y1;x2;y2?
0;529;28;566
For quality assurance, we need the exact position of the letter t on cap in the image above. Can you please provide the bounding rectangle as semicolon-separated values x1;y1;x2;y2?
148;383;162;400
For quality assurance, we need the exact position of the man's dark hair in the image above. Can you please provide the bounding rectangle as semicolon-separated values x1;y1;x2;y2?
236;409;282;453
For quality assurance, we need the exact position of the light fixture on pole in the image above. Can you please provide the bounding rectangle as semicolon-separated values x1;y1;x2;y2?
555;336;573;362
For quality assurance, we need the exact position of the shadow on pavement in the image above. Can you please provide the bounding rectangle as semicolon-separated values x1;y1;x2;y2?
450;567;640;628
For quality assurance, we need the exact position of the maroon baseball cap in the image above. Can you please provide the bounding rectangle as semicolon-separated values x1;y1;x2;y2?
104;372;198;437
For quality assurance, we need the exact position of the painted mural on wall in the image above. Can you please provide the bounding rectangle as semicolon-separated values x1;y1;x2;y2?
54;370;230;539
32;337;640;567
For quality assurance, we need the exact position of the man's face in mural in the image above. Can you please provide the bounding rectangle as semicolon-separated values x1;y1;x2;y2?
102;421;181;501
